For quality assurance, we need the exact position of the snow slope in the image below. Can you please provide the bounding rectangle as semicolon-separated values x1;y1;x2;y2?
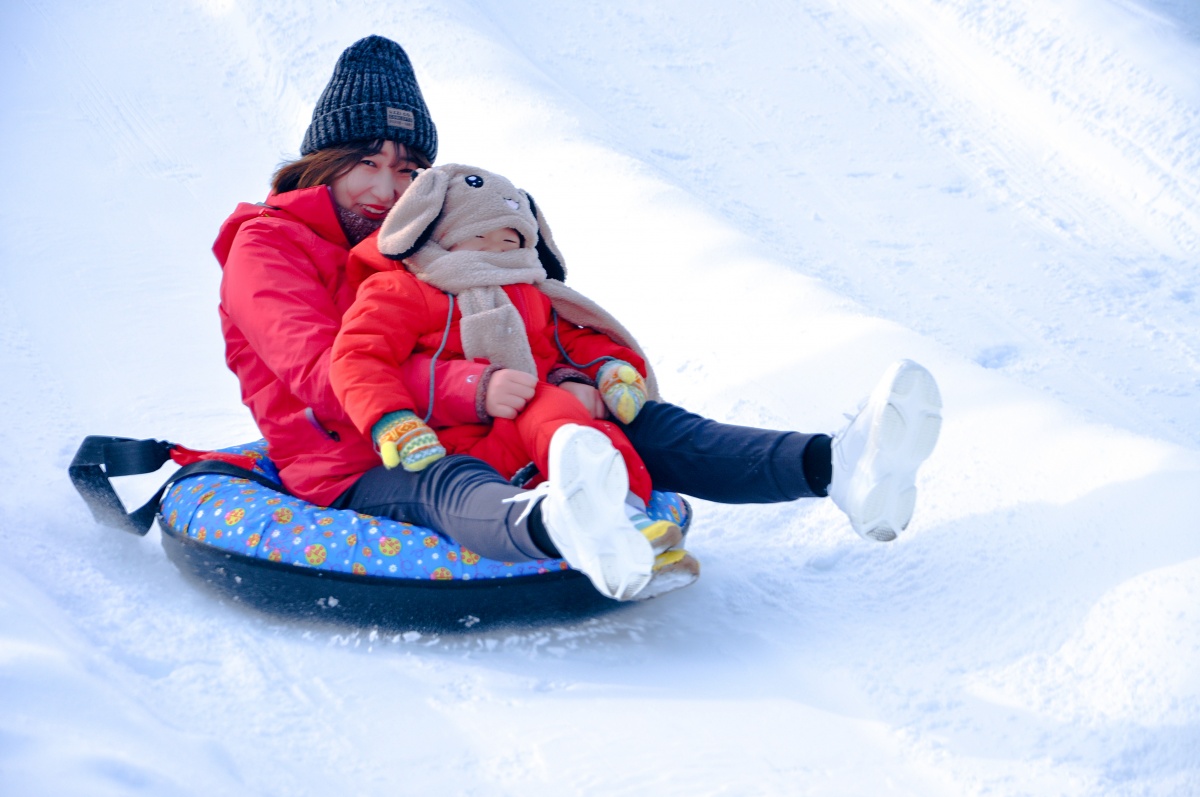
2;0;1198;794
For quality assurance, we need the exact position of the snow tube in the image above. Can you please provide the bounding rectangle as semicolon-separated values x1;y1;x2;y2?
154;440;692;631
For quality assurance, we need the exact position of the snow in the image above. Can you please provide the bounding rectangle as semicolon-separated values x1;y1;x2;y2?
3;0;1199;794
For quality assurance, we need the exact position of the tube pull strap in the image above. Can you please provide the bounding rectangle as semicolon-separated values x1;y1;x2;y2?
69;436;286;536
69;437;172;535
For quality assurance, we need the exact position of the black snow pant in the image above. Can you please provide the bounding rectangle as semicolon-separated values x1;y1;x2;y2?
331;401;830;563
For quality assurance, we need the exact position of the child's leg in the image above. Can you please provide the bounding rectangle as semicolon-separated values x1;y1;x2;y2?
527;423;654;600
519;385;652;503
468;383;653;502
458;385;583;480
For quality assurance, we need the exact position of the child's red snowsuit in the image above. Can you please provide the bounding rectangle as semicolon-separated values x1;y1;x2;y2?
330;240;653;502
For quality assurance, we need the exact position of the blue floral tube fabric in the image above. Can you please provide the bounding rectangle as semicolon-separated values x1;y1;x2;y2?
159;440;691;582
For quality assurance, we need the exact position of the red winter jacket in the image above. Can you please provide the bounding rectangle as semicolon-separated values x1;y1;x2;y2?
331;242;646;454
214;186;486;504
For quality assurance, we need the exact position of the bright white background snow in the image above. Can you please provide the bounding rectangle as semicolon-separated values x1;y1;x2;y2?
2;0;1199;794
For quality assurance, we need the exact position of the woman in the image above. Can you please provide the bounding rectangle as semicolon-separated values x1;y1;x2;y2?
215;35;942;602
215;35;672;600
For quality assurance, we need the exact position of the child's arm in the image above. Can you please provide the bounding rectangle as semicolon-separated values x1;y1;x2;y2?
550;318;649;423
330;272;435;449
550;317;647;380
485;368;538;419
398;359;539;424
557;380;608;419
398;356;491;426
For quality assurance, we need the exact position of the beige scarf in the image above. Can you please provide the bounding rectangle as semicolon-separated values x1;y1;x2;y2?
406;242;660;400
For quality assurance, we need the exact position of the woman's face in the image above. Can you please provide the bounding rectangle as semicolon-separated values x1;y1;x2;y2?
329;141;419;220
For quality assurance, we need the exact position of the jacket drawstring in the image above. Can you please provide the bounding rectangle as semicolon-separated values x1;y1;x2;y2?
551;309;614;372
424;293;456;423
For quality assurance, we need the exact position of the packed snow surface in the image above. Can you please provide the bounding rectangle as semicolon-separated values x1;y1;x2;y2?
2;0;1199;794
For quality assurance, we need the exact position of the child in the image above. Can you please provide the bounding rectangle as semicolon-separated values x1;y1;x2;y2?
331;164;695;600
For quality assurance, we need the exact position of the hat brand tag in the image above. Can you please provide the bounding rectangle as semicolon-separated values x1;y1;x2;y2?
386;107;416;130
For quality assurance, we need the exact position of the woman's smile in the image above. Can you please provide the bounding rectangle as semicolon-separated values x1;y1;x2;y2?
357;203;390;220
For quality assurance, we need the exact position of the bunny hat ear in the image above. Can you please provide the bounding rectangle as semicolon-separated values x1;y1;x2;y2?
376;166;452;259
524;192;567;281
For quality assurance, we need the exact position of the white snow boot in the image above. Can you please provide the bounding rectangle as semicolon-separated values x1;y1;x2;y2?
828;360;943;542
534;424;656;600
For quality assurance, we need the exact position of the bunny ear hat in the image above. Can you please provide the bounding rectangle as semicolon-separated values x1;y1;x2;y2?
375;164;659;399
378;164;566;281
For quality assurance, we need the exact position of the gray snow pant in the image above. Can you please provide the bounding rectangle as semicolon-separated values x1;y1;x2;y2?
331;401;828;562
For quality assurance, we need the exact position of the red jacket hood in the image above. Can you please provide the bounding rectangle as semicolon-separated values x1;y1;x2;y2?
212;185;348;268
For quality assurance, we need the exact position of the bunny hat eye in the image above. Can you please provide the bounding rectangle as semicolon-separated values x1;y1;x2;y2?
464;175;484;188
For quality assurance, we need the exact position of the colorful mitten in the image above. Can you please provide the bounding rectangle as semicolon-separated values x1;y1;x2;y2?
372;410;446;471
597;360;647;423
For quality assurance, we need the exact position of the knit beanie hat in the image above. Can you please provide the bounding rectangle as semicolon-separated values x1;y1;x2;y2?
300;35;438;162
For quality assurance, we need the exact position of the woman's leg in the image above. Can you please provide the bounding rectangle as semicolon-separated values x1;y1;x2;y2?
330;454;553;563
619;401;832;503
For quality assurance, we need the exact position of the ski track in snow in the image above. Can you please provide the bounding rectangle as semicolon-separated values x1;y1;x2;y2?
2;0;1199;795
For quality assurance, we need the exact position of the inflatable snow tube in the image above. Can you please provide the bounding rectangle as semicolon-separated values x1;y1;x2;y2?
158;440;692;632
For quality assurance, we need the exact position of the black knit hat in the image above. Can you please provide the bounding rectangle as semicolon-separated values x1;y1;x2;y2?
300;36;438;162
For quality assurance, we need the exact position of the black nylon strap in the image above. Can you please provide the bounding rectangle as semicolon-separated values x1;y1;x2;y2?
509;461;539;489
69;436;287;537
69;437;172;535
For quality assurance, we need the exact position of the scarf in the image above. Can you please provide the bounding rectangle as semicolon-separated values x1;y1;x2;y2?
406;242;660;400
335;205;384;247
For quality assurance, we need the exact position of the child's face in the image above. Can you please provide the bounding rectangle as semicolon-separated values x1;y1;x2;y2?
448;228;523;253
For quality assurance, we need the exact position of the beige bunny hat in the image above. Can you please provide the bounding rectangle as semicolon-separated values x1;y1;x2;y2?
375;164;660;399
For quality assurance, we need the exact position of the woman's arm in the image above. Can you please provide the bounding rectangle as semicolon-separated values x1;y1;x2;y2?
219;219;348;422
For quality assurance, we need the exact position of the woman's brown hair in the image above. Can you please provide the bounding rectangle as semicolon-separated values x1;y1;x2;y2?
270;139;432;194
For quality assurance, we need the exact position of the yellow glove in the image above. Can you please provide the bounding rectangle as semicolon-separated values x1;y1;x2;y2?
371;410;446;471
597;360;647;424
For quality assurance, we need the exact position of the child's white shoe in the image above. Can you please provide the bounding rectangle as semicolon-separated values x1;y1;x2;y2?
540;424;655;600
828;360;942;542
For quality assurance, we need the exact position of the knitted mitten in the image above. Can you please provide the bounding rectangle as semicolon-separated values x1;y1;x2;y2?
597;360;647;424
372;410;446;471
